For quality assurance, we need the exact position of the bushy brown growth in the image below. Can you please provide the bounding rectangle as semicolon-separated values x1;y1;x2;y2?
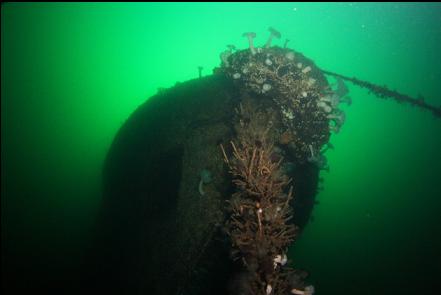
220;101;299;295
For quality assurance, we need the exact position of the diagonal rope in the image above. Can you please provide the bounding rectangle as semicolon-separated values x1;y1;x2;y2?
321;69;441;118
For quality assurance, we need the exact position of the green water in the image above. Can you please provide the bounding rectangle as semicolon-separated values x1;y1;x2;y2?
2;3;441;294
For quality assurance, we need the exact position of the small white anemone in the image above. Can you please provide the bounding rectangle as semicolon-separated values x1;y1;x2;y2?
256;78;265;84
220;51;231;67
282;107;295;120
291;285;315;295
281;254;288;265
242;32;257;55
307;78;316;87
265;58;273;66
266;284;272;295
233;73;241;79
317;101;332;113
262;83;272;92
273;253;288;269
265;27;281;48
285;52;295;61
297;62;303;69
302;66;312;74
301;91;308;98
305;286;315;295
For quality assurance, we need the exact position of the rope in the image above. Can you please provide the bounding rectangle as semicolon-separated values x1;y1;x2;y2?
321;69;441;118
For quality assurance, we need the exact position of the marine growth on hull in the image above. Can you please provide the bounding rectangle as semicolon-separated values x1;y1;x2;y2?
217;26;440;295
219;28;333;295
220;30;344;167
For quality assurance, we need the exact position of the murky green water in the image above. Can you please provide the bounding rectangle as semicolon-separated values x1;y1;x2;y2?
2;3;441;294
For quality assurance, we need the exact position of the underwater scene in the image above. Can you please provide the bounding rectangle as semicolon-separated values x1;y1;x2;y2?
2;3;441;295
